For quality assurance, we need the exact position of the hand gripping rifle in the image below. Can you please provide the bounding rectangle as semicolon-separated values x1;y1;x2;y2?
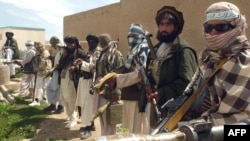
150;57;229;135
144;32;161;122
135;33;162;124
134;54;162;124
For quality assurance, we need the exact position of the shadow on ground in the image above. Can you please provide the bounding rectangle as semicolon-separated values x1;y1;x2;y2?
34;118;82;140
30;112;101;141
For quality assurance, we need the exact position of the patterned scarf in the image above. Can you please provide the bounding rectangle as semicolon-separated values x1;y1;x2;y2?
200;35;250;78
125;39;149;69
204;26;242;51
99;41;118;66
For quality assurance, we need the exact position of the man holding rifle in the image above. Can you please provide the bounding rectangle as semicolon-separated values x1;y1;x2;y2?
188;1;250;126
114;23;150;134
74;34;102;139
105;5;197;132
43;36;65;114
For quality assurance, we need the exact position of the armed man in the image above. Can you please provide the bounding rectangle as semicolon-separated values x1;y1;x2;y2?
92;2;250;141
74;34;102;140
102;5;197;133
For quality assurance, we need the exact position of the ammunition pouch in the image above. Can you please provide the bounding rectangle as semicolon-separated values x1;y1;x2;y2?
106;102;123;125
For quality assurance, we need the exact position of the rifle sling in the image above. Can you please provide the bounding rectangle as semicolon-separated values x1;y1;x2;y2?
164;57;229;131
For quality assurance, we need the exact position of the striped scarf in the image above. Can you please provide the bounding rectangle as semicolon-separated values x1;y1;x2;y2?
125;39;149;69
99;41;118;66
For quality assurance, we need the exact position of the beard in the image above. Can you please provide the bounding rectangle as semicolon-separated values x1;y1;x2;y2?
88;43;97;51
66;47;75;54
156;30;178;43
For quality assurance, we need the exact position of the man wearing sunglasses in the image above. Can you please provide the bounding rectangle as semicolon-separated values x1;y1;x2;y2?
191;2;250;126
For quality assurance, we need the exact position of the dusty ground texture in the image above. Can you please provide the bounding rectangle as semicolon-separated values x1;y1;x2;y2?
27;111;101;141
6;78;100;141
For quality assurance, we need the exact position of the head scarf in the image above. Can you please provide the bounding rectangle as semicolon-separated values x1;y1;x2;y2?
98;33;118;65
86;34;99;51
86;34;99;43
64;35;77;44
204;2;247;51
49;36;60;48
155;6;184;42
25;40;34;50
99;33;112;49
126;23;149;68
63;35;81;54
34;42;44;52
127;23;145;48
155;6;184;34
5;32;14;37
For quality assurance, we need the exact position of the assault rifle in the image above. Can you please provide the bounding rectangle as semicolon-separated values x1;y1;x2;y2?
143;32;162;125
89;75;96;94
150;57;229;135
3;60;22;66
2;60;24;75
89;51;101;94
93;119;250;141
89;62;97;94
134;53;162;123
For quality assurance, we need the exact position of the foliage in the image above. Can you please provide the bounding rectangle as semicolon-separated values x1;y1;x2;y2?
0;97;49;140
117;124;129;133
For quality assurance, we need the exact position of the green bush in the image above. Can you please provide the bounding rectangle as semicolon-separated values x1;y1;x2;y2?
0;97;49;140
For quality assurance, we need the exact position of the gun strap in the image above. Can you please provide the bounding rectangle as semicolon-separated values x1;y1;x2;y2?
164;57;229;132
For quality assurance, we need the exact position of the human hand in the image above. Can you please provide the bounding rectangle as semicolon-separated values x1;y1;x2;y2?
74;58;83;65
110;94;119;104
146;91;159;103
68;66;76;72
106;75;117;89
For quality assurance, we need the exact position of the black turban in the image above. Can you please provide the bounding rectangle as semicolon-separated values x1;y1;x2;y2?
64;35;77;44
155;6;184;34
86;34;99;44
5;32;14;37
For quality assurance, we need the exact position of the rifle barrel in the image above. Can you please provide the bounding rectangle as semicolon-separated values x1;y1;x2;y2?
145;33;156;60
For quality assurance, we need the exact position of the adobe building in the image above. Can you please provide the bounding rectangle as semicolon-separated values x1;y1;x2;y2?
64;0;250;56
0;26;45;51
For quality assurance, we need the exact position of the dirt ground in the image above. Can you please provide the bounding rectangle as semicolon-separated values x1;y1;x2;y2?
6;78;101;141
30;111;101;141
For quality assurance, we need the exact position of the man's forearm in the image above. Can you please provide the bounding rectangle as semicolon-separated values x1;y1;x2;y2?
116;69;141;88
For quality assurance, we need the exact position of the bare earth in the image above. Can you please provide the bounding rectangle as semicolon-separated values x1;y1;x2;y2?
27;111;101;141
7;78;101;141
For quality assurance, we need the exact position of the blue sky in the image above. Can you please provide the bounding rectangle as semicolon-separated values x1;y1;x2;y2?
0;0;120;41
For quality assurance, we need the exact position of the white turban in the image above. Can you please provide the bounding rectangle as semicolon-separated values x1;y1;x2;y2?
204;2;247;51
205;2;247;31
